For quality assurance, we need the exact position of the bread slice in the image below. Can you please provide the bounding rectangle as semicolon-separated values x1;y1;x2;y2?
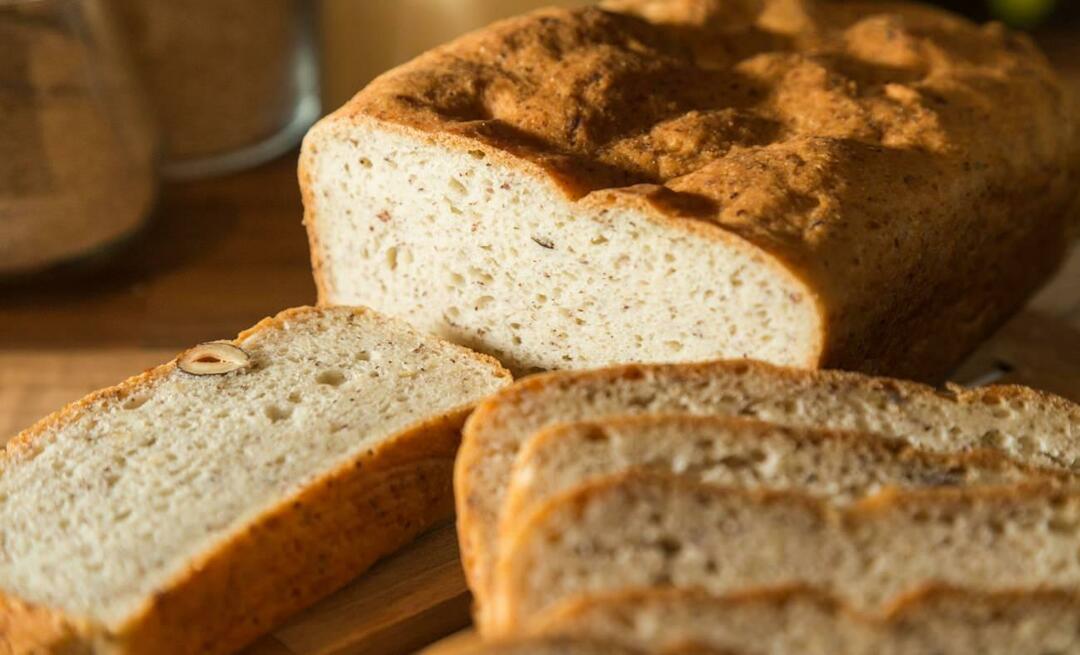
501;414;1066;540
458;360;1080;623
532;585;1080;655
491;473;1080;632
300;0;1078;379
0;306;511;655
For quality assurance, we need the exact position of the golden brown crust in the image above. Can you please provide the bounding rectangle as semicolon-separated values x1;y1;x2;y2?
317;0;1080;381
533;582;1080;634
0;306;511;655
0;595;96;655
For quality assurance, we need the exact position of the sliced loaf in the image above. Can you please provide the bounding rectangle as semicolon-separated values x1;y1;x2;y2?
533;586;1080;655
458;360;1080;622
0;306;511;655
491;473;1080;632
300;0;1078;378
501;413;1066;540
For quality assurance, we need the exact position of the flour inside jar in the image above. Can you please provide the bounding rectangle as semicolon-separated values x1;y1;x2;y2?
0;0;157;277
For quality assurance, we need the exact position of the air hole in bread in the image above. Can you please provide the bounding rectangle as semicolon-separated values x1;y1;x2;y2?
1016;435;1037;456
316;370;346;387
1048;517;1078;534
265;405;292;422
468;266;494;284
980;429;1006;448
657;537;682;558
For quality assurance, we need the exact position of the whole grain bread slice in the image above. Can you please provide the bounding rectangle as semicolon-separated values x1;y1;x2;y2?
501;413;1068;543
532;585;1080;655
458;360;1080;624
491;472;1080;632
0;306;511;655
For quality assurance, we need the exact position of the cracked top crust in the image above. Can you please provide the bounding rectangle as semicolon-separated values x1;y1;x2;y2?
339;0;1079;377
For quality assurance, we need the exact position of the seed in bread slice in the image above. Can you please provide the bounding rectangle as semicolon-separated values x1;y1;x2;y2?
501;413;1067;543
491;473;1080;632
458;360;1080;624
0;306;511;655
531;585;1080;655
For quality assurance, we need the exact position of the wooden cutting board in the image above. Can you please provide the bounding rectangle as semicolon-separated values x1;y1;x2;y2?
1;310;1077;655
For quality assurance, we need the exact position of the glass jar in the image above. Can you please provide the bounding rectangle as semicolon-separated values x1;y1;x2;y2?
111;0;320;178
0;0;158;280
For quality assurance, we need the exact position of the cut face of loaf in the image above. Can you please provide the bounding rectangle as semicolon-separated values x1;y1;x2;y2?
534;586;1080;655
457;360;1080;626
0;306;510;655
491;474;1080;631
302;116;821;376
301;1;1079;379
501;414;1066;541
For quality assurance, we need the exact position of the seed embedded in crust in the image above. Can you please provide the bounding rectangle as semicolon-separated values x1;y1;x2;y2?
178;342;251;375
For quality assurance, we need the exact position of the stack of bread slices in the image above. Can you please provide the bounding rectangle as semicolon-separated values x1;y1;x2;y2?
449;360;1080;655
4;0;1080;651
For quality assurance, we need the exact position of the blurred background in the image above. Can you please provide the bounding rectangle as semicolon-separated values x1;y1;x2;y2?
1;0;1078;441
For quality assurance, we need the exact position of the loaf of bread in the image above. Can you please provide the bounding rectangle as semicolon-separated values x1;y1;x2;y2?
0;306;511;655
533;585;1080;655
457;360;1080;623
300;0;1078;378
501;413;1065;541
491;473;1080;632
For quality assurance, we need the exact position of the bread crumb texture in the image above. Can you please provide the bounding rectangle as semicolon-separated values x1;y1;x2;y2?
0;306;510;654
307;0;1078;378
493;474;1080;631
456;360;1079;629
